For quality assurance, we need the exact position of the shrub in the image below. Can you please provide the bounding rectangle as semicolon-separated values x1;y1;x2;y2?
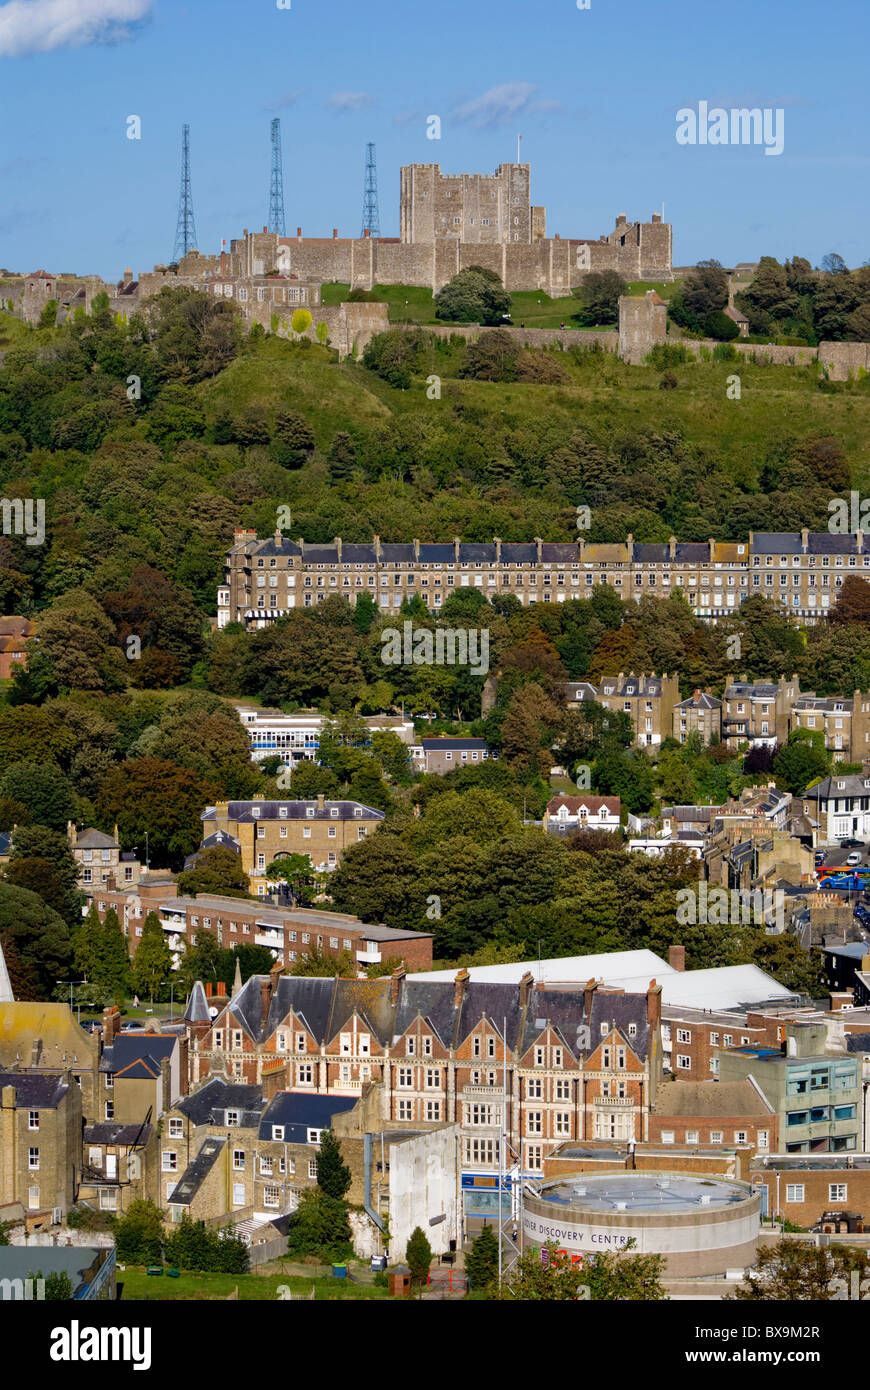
646;342;691;368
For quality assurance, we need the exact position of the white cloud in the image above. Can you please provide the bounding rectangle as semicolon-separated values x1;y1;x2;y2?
0;0;154;57
262;89;304;113
326;91;373;112
451;82;560;129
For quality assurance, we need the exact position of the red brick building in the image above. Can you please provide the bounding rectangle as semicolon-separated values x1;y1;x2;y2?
649;1078;778;1155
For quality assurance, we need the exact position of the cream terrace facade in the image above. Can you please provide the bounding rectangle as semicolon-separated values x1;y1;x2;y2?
220;528;870;630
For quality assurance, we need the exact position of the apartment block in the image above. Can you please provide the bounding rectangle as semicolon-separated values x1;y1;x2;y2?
66;822;142;893
235;704;414;767
718;1027;861;1154
721;675;801;750
200;795;385;888
91;888;433;974
0;1071;82;1223
791;693;870;763
221;528;870;632
673;689;722;745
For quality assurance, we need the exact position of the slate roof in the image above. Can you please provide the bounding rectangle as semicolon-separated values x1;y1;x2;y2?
0;1071;67;1107
202;801;385;823
74;828;118;849
84;1122;152;1146
676;691;721;711
799;775;870;800
175;1078;267;1127
101;1033;178;1077
184;981;212;1025
258;1091;358;1141
167;1136;226;1205
216;973;654;1061
420;738;489;751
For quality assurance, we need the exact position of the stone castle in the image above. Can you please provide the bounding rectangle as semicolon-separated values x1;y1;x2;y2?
6;156;870;378
4;159;672;333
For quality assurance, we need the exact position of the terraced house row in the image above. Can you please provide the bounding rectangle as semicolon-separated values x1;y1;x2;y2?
220;528;870;629
189;966;663;1181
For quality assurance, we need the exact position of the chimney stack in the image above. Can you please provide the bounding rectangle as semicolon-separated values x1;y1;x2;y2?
519;970;535;1010
454;968;470;1009
647;981;662;1031
668;945;686;972
316;794;325;812
260;976;272;1026
390;964;406;1006
584;978;598;1019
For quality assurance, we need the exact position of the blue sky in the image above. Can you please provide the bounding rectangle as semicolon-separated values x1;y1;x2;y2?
0;0;867;279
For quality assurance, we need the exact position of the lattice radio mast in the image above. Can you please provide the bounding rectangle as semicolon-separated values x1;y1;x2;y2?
269;117;287;237
360;141;381;238
172;123;198;262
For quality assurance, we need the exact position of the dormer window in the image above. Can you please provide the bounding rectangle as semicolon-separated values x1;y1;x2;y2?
330;808;339;818
279;807;287;818
306;808;314;818
252;807;261;818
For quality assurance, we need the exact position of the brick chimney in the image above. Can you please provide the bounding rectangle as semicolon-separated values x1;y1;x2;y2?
584;978;598;1018
260;976;273;1026
454;969;470;1009
519;970;535;1010
668;945;686;972
333;228;338;239
647;981;662;1030
205;983;212;998
390;964;406;1005
316;794;325;812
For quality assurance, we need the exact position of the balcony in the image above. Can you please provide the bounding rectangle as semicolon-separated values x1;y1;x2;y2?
462;1085;504;1099
595;1096;633;1108
356;948;381;964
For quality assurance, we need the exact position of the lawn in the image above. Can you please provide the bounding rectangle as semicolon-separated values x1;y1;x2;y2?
119;1265;390;1301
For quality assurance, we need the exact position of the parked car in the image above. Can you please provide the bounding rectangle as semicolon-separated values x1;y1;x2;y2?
846;852;863;867
814;851;827;865
841;838;864;849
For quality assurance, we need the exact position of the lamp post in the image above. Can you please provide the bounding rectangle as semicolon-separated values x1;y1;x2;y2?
57;980;86;1025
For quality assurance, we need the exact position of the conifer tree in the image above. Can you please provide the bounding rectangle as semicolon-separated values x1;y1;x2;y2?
316;1129;352;1199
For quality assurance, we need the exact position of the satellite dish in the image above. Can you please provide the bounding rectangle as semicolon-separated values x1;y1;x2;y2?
209;1006;219;1019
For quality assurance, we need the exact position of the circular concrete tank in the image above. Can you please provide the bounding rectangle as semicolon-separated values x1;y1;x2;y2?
523;1172;760;1277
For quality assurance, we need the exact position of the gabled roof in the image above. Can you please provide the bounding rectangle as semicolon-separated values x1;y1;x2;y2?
74;828;118;850
101;1033;178;1076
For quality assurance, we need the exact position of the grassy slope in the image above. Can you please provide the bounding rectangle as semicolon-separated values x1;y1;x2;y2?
200;332;870;498
199;337;391;448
